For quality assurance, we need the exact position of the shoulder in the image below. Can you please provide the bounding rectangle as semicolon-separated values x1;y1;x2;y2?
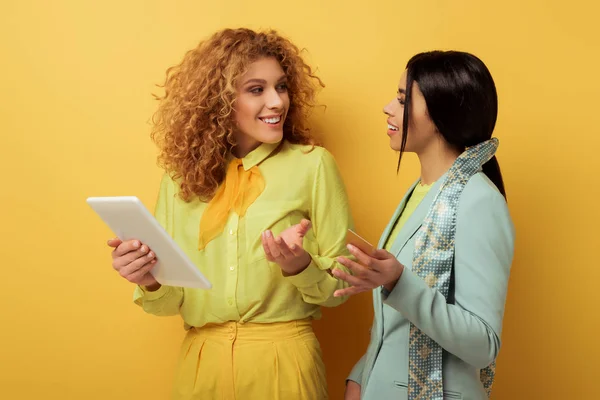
159;172;176;190
460;172;506;210
158;172;182;199
279;142;337;168
457;172;514;236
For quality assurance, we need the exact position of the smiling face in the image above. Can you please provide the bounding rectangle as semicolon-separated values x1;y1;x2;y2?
382;70;438;153
232;57;290;157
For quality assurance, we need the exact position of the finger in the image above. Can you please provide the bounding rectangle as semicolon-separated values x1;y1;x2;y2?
347;244;376;269
337;256;373;278
296;219;312;237
264;231;281;258
107;238;122;248
261;232;275;261
119;250;156;277
334;285;369;297
113;244;151;269
274;236;294;259
113;239;142;257
288;242;305;257
332;267;371;287
125;258;157;283
371;248;394;260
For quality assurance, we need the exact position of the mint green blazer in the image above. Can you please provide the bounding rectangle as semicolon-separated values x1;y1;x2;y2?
348;172;515;400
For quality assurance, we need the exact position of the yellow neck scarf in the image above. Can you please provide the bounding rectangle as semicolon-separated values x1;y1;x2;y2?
198;158;265;250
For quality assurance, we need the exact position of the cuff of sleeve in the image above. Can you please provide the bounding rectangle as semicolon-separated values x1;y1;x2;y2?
133;284;171;303
347;357;365;385
380;286;391;299
382;267;427;311
285;258;328;288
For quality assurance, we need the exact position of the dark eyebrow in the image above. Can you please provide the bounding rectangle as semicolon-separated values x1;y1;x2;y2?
397;88;406;95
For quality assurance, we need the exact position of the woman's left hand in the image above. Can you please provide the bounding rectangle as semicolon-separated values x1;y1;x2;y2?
332;244;405;297
261;219;313;276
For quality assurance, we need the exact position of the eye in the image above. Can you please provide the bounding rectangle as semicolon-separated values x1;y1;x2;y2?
249;86;263;94
397;97;405;105
276;83;288;92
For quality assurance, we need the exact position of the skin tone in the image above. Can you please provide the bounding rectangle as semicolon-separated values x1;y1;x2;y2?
342;70;462;399
107;57;313;290
231;57;289;156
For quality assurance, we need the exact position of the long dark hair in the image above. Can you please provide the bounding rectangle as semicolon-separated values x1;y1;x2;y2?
399;50;506;198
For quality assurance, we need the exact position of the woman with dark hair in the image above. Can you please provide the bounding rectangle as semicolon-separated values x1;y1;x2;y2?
335;51;515;399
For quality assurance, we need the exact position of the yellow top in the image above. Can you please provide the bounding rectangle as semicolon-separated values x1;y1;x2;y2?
384;182;434;251
133;141;354;328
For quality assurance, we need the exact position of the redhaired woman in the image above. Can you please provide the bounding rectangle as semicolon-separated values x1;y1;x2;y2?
106;28;352;400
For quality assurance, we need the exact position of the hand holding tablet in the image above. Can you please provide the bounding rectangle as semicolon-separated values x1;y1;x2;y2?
87;196;211;289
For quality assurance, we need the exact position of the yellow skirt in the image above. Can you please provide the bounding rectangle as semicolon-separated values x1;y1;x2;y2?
173;319;328;400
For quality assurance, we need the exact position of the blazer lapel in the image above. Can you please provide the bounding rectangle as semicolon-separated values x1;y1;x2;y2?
377;180;419;249
389;176;446;258
372;180;419;342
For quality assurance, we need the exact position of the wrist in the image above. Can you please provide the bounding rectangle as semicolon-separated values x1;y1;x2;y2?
144;282;162;292
282;252;312;276
383;263;404;292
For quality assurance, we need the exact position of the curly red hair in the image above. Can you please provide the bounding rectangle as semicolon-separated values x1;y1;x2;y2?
150;28;324;202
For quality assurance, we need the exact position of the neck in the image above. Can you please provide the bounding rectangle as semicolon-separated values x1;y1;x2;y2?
232;136;261;159
417;139;461;185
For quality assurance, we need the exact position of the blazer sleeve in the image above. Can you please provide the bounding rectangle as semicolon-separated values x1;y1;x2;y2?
347;353;366;384
382;185;515;368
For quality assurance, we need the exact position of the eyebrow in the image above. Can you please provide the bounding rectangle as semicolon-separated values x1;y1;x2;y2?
243;75;287;86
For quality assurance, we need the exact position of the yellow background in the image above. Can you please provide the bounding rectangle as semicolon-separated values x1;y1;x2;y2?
1;1;598;399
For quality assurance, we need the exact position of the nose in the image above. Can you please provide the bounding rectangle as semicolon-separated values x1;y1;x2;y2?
266;88;284;110
383;99;395;116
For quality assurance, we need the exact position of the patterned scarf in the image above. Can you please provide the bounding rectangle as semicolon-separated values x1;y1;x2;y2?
408;138;499;399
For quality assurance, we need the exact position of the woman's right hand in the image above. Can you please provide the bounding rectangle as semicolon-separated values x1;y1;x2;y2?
107;238;160;290
345;380;361;400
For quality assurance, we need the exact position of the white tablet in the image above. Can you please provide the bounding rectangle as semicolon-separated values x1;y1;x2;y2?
87;196;212;289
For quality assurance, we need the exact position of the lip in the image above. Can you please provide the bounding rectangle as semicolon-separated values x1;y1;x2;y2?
258;113;284;127
387;119;400;136
258;114;283;119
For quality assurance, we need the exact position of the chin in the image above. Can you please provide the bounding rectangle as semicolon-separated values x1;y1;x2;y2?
260;131;284;144
390;139;403;151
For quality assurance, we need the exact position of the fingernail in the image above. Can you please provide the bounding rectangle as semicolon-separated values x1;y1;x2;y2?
290;244;297;250
147;252;154;259
265;231;272;238
140;245;147;253
133;241;140;248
